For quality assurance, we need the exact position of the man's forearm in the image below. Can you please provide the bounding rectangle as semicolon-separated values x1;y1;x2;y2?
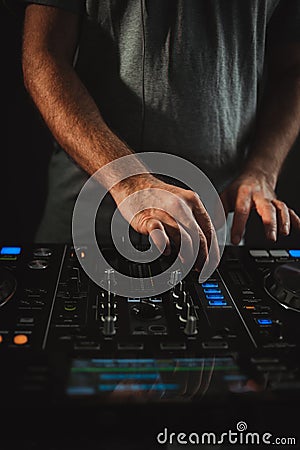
244;70;300;187
22;51;152;197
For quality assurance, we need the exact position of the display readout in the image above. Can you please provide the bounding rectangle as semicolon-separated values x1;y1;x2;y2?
67;357;250;401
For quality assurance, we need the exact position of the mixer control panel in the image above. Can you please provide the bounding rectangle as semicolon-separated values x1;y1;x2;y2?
0;244;300;419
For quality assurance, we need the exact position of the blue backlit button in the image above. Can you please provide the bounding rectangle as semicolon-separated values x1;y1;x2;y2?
0;246;21;255
202;282;218;288
256;318;272;326
209;300;227;306
203;289;221;294
289;250;300;258
206;294;224;300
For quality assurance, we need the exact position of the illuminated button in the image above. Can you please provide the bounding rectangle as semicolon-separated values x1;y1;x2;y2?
257;318;272;326
209;300;227;306
204;289;221;294
249;250;269;258
202;282;218;288
64;305;77;312
245;306;255;310
206;294;224;300
289;250;300;258
13;334;29;345
0;335;3;344
0;246;21;255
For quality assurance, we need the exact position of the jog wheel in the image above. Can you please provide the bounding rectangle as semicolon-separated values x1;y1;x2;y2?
0;268;17;307
265;262;300;311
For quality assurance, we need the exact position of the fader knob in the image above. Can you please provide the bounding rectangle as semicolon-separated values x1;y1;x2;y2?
184;316;198;336
101;268;117;290
102;316;116;336
179;292;190;322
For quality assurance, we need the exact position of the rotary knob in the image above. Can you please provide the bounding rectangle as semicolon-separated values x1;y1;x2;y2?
33;247;52;257
28;260;48;270
265;262;300;310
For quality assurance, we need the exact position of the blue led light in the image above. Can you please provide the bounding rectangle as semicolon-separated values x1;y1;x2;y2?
206;294;224;300
66;386;96;395
0;246;21;255
99;373;158;381
202;282;218;288
204;289;221;294
91;358;155;364
289;250;300;258
257;318;272;325
209;300;227;306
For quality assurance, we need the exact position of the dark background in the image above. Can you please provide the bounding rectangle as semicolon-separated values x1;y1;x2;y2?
1;2;299;247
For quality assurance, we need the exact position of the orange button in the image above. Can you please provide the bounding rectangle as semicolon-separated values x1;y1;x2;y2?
13;334;28;345
0;335;3;344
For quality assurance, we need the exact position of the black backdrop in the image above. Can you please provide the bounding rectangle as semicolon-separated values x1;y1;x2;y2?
1;2;299;247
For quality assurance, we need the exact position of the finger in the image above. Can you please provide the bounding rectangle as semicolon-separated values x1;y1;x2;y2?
163;219;181;254
164;220;194;266
289;208;300;231
254;196;277;241
144;219;171;255
190;194;220;270
206;227;221;273
193;219;220;274
177;224;195;266
191;193;214;251
231;186;252;244
272;199;290;236
193;226;209;273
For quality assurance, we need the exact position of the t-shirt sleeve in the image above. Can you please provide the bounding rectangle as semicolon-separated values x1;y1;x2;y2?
267;0;300;46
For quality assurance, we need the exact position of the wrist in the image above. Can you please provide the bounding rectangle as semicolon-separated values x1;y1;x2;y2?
242;161;278;190
110;173;160;205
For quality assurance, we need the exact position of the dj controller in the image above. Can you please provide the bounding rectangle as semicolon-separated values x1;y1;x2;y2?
1;243;300;442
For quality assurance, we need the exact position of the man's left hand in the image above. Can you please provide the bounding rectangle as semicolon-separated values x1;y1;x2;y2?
220;170;300;245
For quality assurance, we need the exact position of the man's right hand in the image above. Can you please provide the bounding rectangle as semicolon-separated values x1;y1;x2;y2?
110;174;219;272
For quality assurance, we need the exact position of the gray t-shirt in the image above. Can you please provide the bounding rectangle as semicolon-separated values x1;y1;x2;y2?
22;0;300;191
20;0;300;243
